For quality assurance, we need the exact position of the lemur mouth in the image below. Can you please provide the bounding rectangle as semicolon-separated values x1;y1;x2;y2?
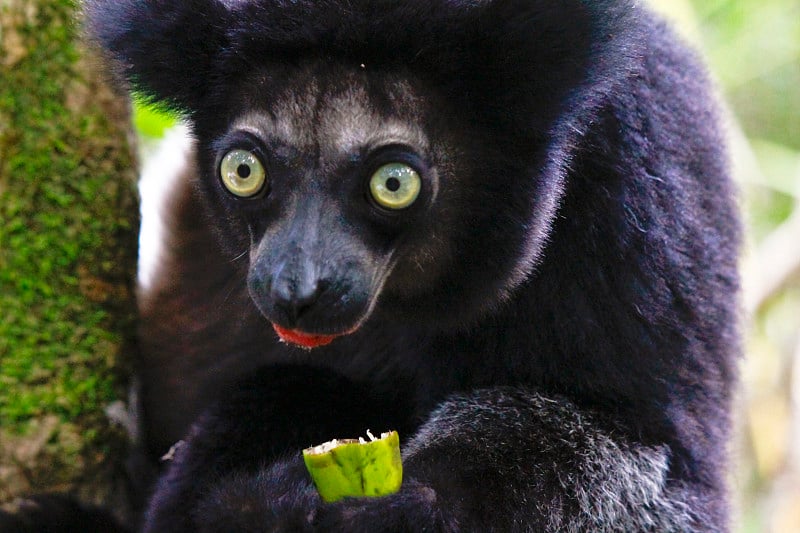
272;324;345;349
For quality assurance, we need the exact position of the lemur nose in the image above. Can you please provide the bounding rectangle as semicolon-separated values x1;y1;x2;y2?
269;260;324;323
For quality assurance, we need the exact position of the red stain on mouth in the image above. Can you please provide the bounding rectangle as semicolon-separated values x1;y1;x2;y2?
272;324;341;349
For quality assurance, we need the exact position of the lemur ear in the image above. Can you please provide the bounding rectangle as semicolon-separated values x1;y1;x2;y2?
83;0;231;114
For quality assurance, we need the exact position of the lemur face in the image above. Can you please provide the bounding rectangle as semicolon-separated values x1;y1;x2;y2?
197;64;445;347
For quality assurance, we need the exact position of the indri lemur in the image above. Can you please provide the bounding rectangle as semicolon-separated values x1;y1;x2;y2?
41;1;748;531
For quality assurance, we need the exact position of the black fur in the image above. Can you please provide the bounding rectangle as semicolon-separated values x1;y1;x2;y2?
75;0;742;530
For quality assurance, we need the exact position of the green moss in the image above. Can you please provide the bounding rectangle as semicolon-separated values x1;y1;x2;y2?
0;0;137;503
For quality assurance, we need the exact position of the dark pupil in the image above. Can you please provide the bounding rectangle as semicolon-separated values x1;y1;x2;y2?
385;177;401;192
237;164;251;178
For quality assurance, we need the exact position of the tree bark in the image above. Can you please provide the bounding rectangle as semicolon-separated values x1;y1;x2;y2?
0;0;137;518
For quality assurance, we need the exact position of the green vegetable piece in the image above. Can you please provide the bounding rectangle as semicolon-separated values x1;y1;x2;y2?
303;430;402;503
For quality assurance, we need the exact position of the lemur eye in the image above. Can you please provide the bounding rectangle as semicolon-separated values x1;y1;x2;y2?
369;163;421;210
220;149;267;197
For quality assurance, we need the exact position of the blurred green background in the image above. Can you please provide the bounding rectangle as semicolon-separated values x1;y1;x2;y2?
1;0;799;530
651;0;800;531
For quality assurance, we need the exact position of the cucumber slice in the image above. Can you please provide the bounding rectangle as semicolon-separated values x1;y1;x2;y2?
303;430;402;503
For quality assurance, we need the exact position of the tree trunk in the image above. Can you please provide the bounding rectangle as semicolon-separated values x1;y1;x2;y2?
0;0;138;519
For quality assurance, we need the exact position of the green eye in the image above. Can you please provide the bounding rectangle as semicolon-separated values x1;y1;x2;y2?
369;163;421;210
220;149;267;197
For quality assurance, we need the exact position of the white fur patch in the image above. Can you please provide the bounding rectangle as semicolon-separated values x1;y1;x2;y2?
137;124;193;291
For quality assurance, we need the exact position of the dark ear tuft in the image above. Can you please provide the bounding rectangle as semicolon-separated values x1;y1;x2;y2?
82;0;230;114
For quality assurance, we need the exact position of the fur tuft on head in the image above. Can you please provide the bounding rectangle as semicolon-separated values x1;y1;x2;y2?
84;0;641;127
